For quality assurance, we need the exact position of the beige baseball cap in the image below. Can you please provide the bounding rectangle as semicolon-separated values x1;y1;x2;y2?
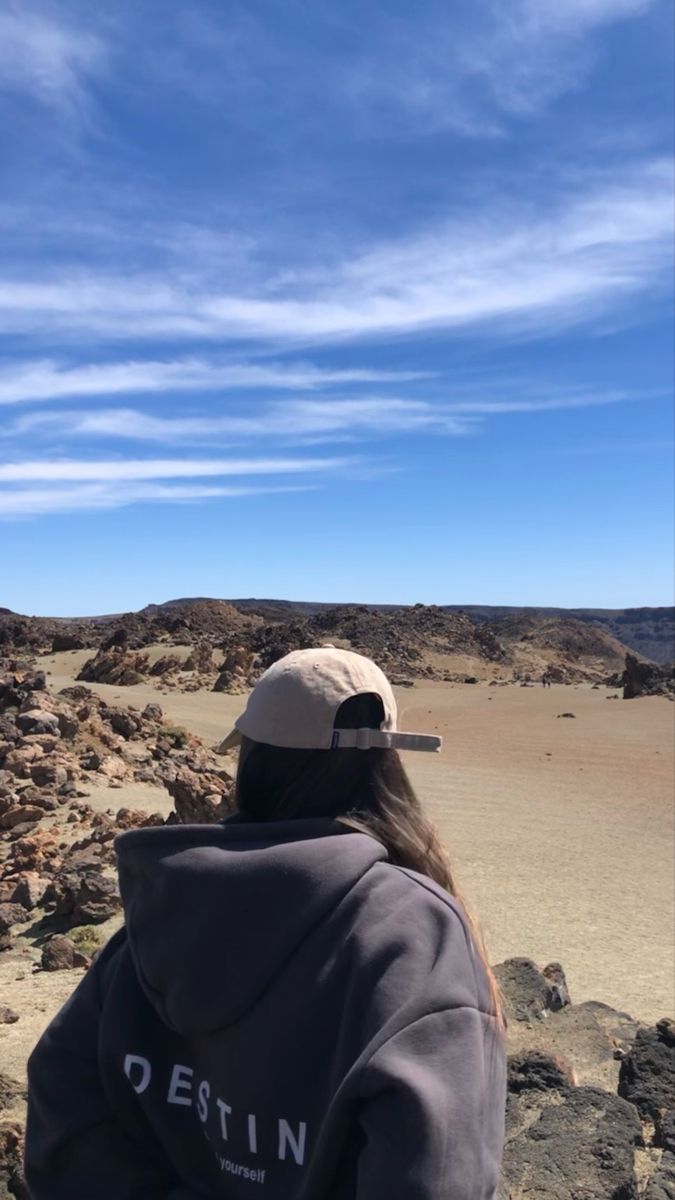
217;646;441;753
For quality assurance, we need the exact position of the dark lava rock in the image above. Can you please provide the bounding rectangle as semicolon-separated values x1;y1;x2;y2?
142;702;163;722
623;653;675;700
105;707;141;739
619;1023;675;1122
507;1050;574;1094
503;1086;641;1199
0;904;26;936
15;710;59;737
41;934;90;971
0;1120;27;1200
51;632;85;652
56;709;79;739
493;957;558;1022
0;1008;18;1025
0;717;19;745
47;868;120;925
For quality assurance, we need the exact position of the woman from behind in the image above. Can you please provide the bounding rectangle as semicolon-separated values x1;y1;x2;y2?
26;646;506;1198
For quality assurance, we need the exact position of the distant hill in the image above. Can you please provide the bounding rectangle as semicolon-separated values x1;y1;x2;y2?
442;606;674;664
3;598;672;674
226;600;674;663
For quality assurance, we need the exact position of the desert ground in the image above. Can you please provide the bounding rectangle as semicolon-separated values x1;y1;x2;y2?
20;648;675;1029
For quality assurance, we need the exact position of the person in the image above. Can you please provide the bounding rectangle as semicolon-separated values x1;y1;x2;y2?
25;646;506;1199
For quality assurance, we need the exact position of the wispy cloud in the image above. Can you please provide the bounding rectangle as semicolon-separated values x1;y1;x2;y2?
132;0;659;140
305;0;660;136
0;481;312;519
0;3;103;124
5;388;644;447
0;452;352;518
0;455;350;483
0;357;429;406
0;159;670;346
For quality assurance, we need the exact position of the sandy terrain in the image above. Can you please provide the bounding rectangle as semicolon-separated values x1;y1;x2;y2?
2;650;672;1093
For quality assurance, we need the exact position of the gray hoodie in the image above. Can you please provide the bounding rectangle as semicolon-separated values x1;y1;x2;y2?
25;818;506;1198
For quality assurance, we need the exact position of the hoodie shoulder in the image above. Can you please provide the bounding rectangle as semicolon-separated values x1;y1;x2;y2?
345;859;492;1020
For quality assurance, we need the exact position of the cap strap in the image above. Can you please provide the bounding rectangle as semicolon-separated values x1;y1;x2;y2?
331;728;442;753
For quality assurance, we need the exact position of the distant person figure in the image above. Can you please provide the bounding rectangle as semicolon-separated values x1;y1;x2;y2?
25;647;506;1199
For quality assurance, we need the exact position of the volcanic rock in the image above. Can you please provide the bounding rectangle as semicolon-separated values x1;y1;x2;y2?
15;710;60;737
0;806;44;831
184;641;213;673
41;934;90;971
643;1152;675;1199
105;708;141;739
507;1050;575;1094
29;759;68;789
77;648;149;686
502;1086;641;1199
619;1023;675;1122
2;747;44;779
5;828;62;875
51;631;85;652
494;957;562;1022
148;655;182;677
10;872;48;911
56;708;79;739
46;867;120;925
0;1121;27;1200
623;653;675;700
0;904;27;936
0;1007;18;1025
165;765;232;823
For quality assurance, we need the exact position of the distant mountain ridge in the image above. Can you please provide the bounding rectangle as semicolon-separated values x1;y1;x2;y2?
224;600;674;663
2;599;673;665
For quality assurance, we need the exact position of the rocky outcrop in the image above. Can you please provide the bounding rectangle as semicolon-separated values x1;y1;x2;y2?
619;1020;675;1122
0;661;236;953
494;956;675;1197
45;866;121;925
503;1084;642;1199
494;957;571;1022
165;765;233;824
77;648;149;686
622;653;675;700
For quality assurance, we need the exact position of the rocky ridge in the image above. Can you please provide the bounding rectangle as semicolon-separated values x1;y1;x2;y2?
1;600;643;695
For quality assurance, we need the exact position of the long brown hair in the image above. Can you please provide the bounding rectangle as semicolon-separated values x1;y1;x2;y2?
235;692;504;1028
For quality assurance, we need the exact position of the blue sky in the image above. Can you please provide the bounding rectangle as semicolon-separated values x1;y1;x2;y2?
0;0;673;615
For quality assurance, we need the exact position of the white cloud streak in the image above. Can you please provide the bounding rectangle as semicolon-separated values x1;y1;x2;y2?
0;160;670;346
6;389;641;446
0;455;350;483
0;481;312;519
0;357;429;406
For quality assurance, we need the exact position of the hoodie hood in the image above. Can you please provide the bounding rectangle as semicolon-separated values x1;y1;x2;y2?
116;819;387;1037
